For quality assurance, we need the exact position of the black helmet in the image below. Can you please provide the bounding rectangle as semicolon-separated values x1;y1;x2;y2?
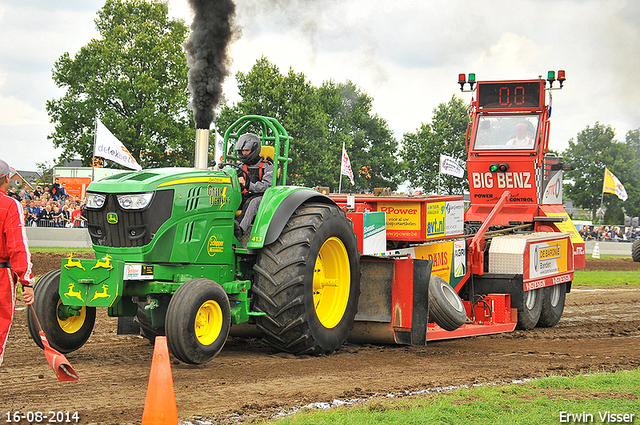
235;133;261;165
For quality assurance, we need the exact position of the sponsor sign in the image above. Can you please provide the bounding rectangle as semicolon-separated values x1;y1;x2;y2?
467;160;538;205
426;202;446;239
124;264;154;280
413;241;453;281
378;202;421;238
542;156;563;204
524;273;572;291
207;235;224;257
453;240;466;278
445;201;465;236
207;185;230;208
529;238;569;279
362;212;387;255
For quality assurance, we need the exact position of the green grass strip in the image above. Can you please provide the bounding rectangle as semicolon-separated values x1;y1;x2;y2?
275;369;640;425
574;270;640;286
30;246;94;254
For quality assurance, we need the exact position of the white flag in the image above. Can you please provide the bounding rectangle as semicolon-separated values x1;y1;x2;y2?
213;132;224;166
439;154;465;178
94;119;142;171
341;142;355;185
603;168;628;201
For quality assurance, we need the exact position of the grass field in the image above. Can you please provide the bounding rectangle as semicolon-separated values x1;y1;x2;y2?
574;270;640;286
275;370;640;425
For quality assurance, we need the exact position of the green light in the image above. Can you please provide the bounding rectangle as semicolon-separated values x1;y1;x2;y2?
547;70;555;80
468;73;476;82
489;163;499;172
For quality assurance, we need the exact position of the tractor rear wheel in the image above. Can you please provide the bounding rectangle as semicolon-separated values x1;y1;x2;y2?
165;278;231;364
27;269;96;353
537;283;566;327
632;240;640;262
253;202;360;355
514;288;542;330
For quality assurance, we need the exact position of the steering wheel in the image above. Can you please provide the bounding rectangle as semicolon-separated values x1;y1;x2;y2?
219;163;249;190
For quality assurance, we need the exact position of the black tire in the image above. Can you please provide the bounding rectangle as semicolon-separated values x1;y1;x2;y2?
428;276;466;331
165;278;231;364
514;288;542;330
252;202;360;355
632;240;640;262
26;269;96;353
537;283;566;327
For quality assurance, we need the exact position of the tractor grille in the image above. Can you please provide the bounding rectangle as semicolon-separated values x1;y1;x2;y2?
86;190;174;247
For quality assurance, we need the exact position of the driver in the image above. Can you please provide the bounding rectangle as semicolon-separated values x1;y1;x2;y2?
234;133;273;238
506;122;534;146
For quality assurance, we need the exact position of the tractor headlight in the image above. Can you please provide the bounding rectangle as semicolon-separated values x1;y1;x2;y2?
85;193;106;209
116;193;154;210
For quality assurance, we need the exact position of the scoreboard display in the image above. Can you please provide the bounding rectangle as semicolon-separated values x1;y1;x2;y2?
477;81;543;109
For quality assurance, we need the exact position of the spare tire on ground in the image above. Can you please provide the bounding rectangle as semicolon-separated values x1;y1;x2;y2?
428;276;466;331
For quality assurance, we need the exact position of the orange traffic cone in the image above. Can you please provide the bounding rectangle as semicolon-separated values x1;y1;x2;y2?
141;336;178;425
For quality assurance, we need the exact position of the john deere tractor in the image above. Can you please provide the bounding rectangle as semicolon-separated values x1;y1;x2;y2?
27;116;361;364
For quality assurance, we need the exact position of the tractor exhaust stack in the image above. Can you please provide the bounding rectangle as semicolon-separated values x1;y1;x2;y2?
194;128;210;170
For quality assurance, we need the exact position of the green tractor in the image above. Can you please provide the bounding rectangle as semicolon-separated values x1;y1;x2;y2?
27;116;361;364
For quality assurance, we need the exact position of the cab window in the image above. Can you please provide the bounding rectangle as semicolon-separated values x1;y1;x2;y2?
473;115;540;150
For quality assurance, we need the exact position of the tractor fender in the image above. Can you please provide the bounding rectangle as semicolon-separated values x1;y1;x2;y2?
248;187;336;249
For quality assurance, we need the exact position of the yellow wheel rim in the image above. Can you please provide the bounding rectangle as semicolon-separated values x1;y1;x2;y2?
313;237;351;329
195;300;223;346
56;299;86;334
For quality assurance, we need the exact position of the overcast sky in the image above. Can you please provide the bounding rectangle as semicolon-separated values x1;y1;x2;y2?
1;0;638;172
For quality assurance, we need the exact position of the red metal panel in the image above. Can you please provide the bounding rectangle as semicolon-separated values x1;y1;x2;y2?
346;212;364;254
391;258;414;333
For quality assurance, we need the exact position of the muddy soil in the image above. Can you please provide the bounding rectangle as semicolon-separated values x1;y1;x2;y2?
1;255;639;424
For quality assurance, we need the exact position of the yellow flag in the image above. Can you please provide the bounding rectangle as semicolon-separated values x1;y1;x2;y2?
603;168;628;201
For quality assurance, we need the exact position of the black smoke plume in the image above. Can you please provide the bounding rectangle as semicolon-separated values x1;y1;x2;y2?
185;0;237;129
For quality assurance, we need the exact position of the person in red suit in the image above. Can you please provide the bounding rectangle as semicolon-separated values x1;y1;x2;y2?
0;158;34;366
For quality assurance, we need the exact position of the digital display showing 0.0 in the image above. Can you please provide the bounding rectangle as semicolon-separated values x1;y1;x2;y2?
477;81;542;109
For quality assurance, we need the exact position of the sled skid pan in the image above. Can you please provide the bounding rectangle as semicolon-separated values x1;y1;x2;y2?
347;258;517;345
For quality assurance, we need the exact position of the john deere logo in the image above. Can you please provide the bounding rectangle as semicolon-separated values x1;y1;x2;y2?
106;212;118;224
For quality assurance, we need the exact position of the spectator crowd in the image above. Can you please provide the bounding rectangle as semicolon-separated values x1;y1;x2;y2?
6;179;87;228
578;224;639;242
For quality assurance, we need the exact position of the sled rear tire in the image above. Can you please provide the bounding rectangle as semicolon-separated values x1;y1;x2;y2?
515;288;542;330
537;283;566;327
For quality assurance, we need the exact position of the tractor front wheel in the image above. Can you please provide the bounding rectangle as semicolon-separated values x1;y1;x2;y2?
165;278;231;364
253;202;360;355
27;269;96;353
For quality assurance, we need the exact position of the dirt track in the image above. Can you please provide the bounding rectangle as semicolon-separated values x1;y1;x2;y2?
1;255;639;424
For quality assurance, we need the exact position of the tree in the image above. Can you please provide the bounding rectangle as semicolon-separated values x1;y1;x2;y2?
562;123;638;223
46;0;194;169
318;81;400;192
216;57;400;191
400;96;470;194
35;161;54;186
